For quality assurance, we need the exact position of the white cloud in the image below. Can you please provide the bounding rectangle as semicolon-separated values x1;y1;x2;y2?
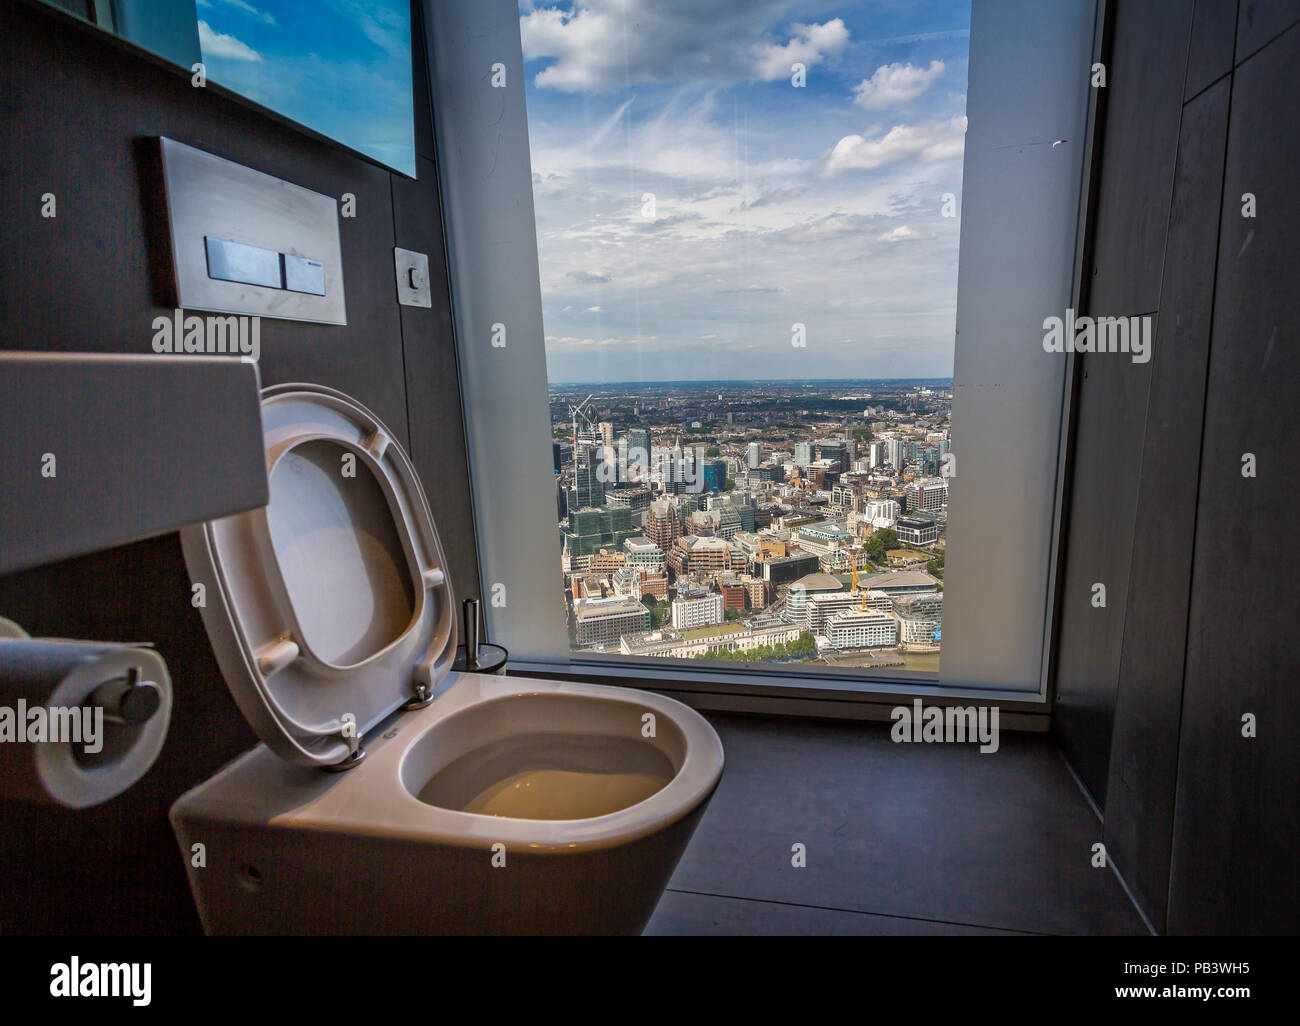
521;1;846;92
545;335;653;351
852;60;945;109
879;225;916;242
752;19;850;81
823;116;967;177
197;21;263;62
207;0;276;26
585;306;603;313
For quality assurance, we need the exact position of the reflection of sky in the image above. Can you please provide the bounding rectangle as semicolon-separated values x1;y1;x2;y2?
197;0;415;176
520;1;971;383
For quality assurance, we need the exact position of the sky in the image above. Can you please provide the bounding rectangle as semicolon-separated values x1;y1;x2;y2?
521;0;971;384
195;0;415;175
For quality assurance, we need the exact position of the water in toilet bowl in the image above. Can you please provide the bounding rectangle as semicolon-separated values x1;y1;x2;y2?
417;732;674;820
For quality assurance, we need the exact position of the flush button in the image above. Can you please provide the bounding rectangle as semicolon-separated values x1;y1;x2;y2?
284;254;326;296
205;236;282;289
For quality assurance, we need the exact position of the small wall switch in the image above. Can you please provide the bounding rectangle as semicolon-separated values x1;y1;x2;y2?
395;248;432;308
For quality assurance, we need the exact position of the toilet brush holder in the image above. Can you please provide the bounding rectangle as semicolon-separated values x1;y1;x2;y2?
451;598;508;675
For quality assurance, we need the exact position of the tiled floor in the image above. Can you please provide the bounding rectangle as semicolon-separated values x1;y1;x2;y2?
645;713;1148;936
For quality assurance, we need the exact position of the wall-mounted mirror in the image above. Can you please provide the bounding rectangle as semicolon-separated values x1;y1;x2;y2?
38;0;417;177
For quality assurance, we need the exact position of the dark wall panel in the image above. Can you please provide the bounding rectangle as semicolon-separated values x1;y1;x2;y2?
1168;22;1300;935
393;156;482;606
1235;0;1300;62
1087;0;1193;315
1185;0;1239;100
0;1;477;933
1052;0;1189;806
1052;352;1152;806
1104;79;1231;930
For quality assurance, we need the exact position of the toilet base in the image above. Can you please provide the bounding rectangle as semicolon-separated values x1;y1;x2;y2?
173;781;712;935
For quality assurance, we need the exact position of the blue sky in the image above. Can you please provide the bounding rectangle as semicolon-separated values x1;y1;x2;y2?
196;0;415;175
521;0;971;383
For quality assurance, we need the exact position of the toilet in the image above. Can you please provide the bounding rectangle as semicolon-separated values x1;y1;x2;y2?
170;383;724;934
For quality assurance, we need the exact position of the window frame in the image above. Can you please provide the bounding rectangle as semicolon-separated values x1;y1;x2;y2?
422;0;1108;718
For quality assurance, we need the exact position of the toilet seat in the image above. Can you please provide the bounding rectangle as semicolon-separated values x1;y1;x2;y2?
180;383;456;769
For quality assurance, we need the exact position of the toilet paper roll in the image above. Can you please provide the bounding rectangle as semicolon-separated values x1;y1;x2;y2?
0;640;172;808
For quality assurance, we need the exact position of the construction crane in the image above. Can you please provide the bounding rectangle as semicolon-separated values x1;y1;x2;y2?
850;545;869;611
568;393;599;446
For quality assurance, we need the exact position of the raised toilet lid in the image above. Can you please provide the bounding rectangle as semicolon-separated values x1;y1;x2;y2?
180;383;457;768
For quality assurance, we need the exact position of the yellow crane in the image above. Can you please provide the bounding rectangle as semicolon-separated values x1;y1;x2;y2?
849;545;868;611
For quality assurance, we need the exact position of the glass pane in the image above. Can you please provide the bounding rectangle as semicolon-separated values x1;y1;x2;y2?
522;1;970;675
197;0;416;176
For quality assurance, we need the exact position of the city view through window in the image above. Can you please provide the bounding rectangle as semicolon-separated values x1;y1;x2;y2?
522;1;969;674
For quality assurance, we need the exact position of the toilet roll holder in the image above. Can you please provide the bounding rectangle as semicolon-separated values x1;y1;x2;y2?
87;667;162;726
0;617;163;727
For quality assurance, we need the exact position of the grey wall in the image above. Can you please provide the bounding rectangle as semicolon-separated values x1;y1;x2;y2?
1054;0;1300;934
0;0;479;933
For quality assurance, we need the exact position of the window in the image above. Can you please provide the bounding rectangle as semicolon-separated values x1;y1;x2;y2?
41;0;417;176
523;1;968;675
426;0;1100;699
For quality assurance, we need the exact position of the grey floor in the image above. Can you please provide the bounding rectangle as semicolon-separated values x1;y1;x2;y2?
645;713;1148;936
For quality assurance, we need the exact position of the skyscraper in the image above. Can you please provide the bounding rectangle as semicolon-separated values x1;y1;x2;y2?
572;444;606;509
645;498;681;553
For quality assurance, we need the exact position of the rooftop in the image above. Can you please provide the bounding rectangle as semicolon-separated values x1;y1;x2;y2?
791;572;844;593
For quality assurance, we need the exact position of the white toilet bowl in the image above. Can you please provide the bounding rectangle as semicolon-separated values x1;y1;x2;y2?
169;383;724;935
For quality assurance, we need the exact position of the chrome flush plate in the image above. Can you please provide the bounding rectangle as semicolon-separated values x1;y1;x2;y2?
394;248;432;308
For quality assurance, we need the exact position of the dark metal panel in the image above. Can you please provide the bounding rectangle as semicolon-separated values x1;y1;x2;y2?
1235;0;1300;62
1052;347;1153;806
1104;80;1231;932
1185;0;1239;99
393;156;483;606
1088;0;1194;315
1168;22;1300;934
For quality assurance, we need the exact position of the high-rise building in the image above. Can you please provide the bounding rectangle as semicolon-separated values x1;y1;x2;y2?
818;439;848;472
904;478;948;512
703;458;727;492
671;586;724;630
645;498;682;553
627;429;650;470
573;597;651;648
747;442;761;469
885;437;908;471
794;442;812;467
623;536;667;573
865;499;900;526
563;505;638;557
825;608;898;649
572;443;606;509
605;485;652;518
